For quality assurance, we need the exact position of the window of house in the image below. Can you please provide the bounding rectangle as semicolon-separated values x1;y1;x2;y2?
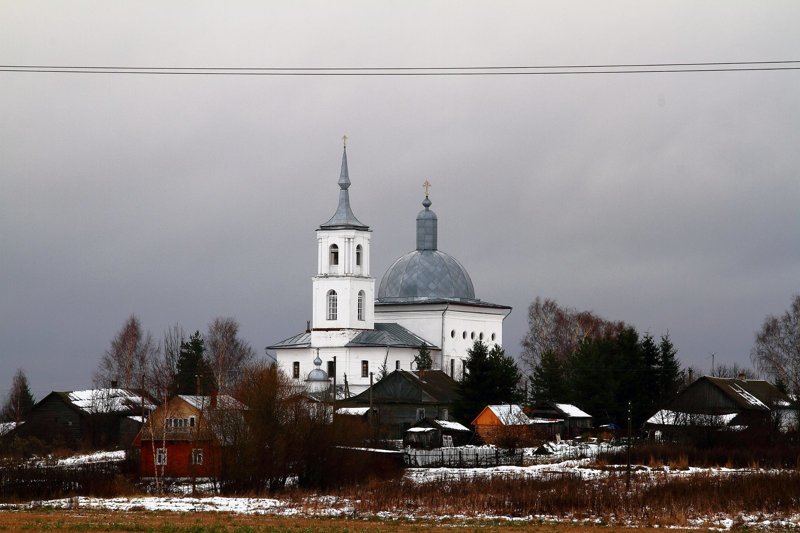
329;244;339;266
416;408;425;421
189;417;195;427
442;435;454;448
361;360;369;378
156;448;167;465
191;448;203;465
355;244;362;266
357;290;365;321
441;408;449;421
327;290;337;320
293;361;300;379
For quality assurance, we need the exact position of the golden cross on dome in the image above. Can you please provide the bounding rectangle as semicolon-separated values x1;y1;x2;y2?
342;134;348;147
423;179;432;196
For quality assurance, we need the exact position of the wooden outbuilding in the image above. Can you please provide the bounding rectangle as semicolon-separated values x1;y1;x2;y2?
403;417;471;449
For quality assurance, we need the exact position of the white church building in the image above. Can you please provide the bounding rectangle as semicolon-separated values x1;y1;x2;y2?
269;145;511;395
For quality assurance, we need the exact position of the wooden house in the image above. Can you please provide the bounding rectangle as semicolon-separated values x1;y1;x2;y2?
472;404;558;446
528;401;593;438
15;388;155;449
645;376;796;441
339;369;460;438
135;394;246;479
403;417;471;449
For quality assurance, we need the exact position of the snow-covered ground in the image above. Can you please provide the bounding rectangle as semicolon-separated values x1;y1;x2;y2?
3;444;799;530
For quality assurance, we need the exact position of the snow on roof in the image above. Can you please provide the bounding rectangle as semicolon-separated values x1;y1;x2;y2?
66;388;156;414
728;383;768;409
336;407;371;416
646;409;738;427
434;419;470;432
179;395;246;411
554;403;591;418
0;421;20;436
487;404;531;425
407;427;436;433
528;417;561;424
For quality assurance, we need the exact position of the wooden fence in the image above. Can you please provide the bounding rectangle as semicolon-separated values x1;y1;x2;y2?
405;447;523;468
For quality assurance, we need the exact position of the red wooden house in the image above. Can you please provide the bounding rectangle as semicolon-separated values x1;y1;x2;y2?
135;394;246;479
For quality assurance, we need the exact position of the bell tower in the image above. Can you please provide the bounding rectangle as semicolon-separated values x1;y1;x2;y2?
311;142;374;335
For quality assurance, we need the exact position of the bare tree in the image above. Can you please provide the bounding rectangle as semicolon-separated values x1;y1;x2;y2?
751;294;800;395
205;317;255;394
94;314;159;389
711;363;758;380
520;297;625;372
144;324;185;399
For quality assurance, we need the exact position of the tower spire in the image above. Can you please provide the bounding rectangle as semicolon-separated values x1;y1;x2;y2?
320;142;368;230
416;182;437;251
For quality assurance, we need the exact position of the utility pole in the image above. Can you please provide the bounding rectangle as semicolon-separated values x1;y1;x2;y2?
626;400;632;491
369;372;374;442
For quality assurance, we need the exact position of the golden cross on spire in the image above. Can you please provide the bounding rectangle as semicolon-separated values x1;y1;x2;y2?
423;179;432;197
342;134;348;147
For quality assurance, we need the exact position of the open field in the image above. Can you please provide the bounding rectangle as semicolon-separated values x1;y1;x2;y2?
0;508;692;532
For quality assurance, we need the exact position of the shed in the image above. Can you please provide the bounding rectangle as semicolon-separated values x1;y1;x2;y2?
403;417;471;449
528;401;593;438
471;405;558;446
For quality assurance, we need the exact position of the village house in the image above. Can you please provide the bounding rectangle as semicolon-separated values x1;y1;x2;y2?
472;404;558;446
338;369;460;437
645;375;797;441
135;394;246;479
14;388;155;450
527;401;593;438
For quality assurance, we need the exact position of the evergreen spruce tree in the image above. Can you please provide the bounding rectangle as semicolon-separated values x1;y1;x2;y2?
175;331;216;395
657;334;682;402
453;341;522;423
1;369;35;423
413;344;433;370
530;351;568;404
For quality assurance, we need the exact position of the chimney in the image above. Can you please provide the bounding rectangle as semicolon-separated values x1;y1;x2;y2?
738;372;746;381
110;380;118;388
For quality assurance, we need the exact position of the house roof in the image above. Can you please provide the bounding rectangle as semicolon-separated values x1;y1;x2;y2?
553;403;592;419
345;369;460;405
179;394;246;411
646;409;738;427
53;388;156;416
693;377;791;412
473;404;531;426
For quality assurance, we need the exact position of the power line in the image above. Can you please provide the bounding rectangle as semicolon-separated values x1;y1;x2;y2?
1;60;799;76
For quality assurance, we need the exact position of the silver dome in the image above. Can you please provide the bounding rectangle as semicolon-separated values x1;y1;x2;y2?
377;249;476;303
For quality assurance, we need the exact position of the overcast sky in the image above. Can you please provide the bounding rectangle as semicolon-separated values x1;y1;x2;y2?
2;1;799;399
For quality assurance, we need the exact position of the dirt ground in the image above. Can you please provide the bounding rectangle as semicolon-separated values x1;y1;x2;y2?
0;509;693;532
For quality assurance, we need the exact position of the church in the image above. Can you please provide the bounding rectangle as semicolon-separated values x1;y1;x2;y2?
269;144;511;395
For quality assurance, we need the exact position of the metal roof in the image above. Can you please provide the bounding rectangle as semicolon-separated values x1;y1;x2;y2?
347;322;437;348
377;250;477;303
268;331;311;349
319;146;369;230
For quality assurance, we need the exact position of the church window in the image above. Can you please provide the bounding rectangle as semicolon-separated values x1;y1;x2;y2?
479;332;484;341
462;331;467;339
327;290;337;320
471;331;475;340
450;330;455;338
292;361;300;379
491;333;496;341
361;360;369;378
327;360;336;376
395;360;400;370
329;244;339;266
357;290;365;321
355;244;362;266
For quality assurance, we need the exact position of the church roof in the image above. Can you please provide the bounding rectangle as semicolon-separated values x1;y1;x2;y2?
377;194;484;304
347;322;437;349
267;322;438;350
319;145;369;230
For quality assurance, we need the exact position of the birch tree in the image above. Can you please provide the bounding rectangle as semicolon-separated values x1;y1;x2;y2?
94;314;159;389
751;294;800;395
205;317;255;394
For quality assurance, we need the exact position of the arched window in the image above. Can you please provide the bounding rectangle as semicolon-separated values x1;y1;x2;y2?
357;290;365;321
329;244;339;266
326;290;337;320
355;244;363;266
